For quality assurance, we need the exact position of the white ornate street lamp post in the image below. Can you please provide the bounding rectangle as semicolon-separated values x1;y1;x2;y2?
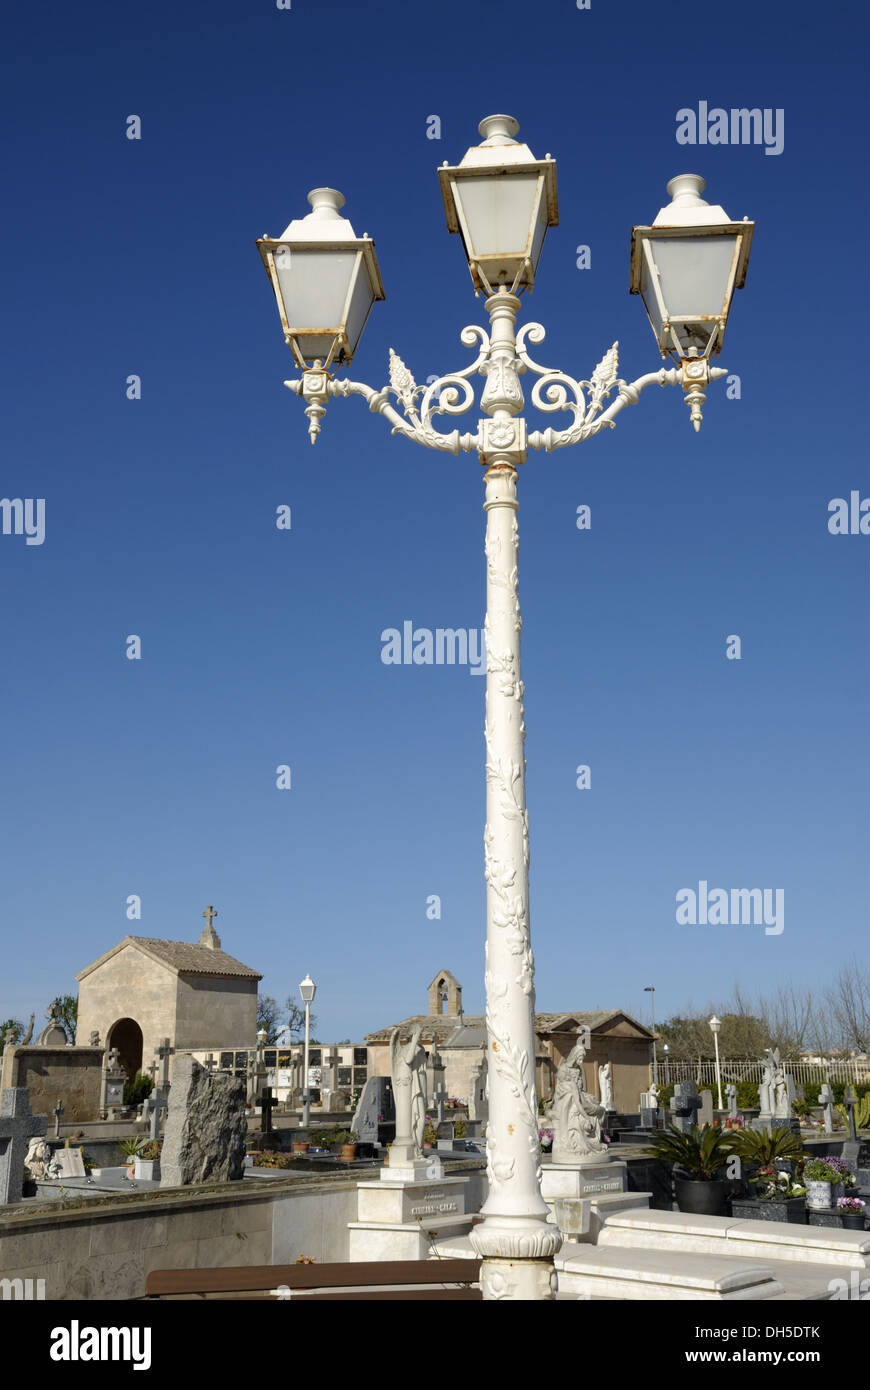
709;1015;724;1112
256;116;753;1300
299;974;317;1128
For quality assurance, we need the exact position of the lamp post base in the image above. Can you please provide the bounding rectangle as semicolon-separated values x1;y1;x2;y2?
479;1257;558;1302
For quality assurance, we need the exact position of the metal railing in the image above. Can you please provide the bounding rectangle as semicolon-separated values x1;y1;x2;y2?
654;1057;869;1088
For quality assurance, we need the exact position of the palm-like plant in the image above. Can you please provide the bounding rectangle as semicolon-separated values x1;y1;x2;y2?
645;1124;736;1180
729;1126;804;1165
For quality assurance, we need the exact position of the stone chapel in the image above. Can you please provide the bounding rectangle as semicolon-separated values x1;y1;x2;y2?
75;908;261;1083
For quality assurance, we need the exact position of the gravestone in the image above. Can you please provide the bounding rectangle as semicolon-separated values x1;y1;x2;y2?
725;1083;738;1120
351;1076;381;1145
639;1092;657;1131
50;1146;86;1180
819;1083;836;1134
468;1055;488;1123
437;1121;463;1153
146;1087;168;1141
102;1048;127;1119
0;1088;48;1204
841;1140;861;1181
698;1089;715;1127
433;1083;449;1125
257;1085;279;1137
669;1082;701;1134
160;1057;247;1187
36;1003;68;1047
844;1086;860;1142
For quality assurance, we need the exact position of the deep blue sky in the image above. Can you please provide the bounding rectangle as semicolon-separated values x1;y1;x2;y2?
1;0;867;1043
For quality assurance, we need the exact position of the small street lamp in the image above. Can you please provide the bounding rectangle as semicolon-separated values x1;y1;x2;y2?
257;116;753;1299
299;974;317;1128
662;1043;671;1086
709;1015;724;1111
644;986;658;1086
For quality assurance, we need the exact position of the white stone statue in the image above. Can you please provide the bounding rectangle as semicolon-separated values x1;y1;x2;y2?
772;1055;791;1120
547;1042;608;1166
598;1060;614;1112
24;1136;50;1181
758;1049;776;1115
389;1026;427;1158
648;1082;660;1109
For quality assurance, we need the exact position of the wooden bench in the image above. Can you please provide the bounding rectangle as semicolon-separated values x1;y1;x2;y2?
145;1258;482;1301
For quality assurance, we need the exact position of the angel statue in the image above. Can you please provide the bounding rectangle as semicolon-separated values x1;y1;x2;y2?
389;1026;427;1161
546;1042;609;1166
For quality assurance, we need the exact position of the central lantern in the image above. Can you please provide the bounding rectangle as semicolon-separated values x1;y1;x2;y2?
438;115;559;295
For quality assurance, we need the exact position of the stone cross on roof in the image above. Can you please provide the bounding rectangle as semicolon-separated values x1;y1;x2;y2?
199;904;222;951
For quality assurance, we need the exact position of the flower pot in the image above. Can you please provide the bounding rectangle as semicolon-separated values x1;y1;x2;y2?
292;1142;309;1154
125;1164;135;1179
841;1212;866;1230
807;1180;834;1210
341;1144;358;1161
133;1158;160;1181
674;1177;728;1216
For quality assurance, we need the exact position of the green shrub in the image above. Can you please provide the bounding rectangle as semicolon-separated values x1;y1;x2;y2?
123;1073;154;1107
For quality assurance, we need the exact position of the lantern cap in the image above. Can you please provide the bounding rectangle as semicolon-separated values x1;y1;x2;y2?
279;187;358;241
652;174;733;228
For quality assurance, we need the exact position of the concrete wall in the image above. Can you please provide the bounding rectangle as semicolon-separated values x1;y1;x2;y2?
174;974;257;1051
0;1047;103;1124
0;1162;488;1299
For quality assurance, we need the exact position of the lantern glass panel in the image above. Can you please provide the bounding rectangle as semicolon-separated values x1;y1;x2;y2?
647;235;739;320
458;173;540;262
344;256;377;357
275;248;358;356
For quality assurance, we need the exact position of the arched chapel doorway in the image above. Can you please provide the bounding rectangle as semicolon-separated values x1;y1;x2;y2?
107;1017;143;1083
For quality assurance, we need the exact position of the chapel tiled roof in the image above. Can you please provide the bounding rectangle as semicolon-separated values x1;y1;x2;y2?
364;1008;648;1044
128;937;262;979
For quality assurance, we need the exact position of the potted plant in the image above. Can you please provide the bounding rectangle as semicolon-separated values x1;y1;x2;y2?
802;1158;844;1210
309;1128;335;1154
336;1130;359;1160
825;1155;857;1192
118;1135;146;1178
538;1127;554;1153
837;1196;867;1230
730;1163;808;1222
424;1121;438;1149
646;1124;737;1216
133;1139;162;1181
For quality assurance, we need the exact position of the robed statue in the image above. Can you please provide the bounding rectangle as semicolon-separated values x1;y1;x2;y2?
598;1060;614;1112
389;1026;427;1159
547;1042;608;1166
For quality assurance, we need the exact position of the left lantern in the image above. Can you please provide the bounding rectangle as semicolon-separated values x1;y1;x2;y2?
257;188;385;368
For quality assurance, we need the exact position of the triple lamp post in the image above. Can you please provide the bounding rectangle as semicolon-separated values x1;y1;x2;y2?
255;115;754;1301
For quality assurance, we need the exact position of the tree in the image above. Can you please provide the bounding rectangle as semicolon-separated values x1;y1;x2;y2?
284;1000;318;1042
257;995;284;1044
826;959;870;1053
0;1019;25;1051
50;995;78;1044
